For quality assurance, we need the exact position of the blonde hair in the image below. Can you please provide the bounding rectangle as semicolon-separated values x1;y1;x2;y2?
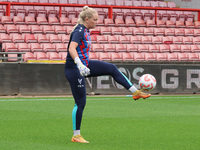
70;6;97;36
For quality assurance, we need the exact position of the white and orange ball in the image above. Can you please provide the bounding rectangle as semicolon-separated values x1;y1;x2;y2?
139;74;156;91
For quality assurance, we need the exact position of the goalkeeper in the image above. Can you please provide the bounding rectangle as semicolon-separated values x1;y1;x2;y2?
65;6;151;144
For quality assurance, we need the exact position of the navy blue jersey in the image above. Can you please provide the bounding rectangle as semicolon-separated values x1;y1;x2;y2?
66;24;91;66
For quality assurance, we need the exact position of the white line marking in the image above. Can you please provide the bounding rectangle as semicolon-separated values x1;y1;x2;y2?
0;96;199;102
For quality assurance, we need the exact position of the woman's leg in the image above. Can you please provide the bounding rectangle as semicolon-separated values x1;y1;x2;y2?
88;60;136;91
65;62;86;134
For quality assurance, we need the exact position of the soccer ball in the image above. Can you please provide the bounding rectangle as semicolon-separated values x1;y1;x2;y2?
139;74;156;91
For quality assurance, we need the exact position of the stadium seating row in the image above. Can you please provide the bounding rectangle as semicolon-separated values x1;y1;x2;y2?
2;31;200;45
0;16;198;30
91;27;200;36
0;0;169;7
3;42;200;54
92;35;200;45
2;42;67;52
20;51;200;62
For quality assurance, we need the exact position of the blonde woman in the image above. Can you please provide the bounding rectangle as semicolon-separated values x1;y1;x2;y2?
65;6;151;143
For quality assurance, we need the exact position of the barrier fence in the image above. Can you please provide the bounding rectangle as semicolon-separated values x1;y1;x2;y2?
0;63;199;96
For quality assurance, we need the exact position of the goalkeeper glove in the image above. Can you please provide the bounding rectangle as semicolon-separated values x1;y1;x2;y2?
74;57;90;76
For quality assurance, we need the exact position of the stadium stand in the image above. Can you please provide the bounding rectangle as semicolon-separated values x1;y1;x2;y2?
0;0;200;62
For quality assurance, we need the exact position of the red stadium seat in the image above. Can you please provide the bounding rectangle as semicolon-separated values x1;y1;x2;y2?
55;43;67;52
193;37;200;44
135;19;146;27
149;45;160;53
154;28;165;36
28;43;43;52
60;17;72;26
97;18;105;26
100;27;111;35
91;44;104;52
0;24;6;33
47;52;62;60
166;20;176;28
130;36;142;44
184;29;194;36
25;16;37;25
98;52;111;61
120;27;132;35
159;44;170;53
167;53;178;61
173;36;183;44
125;19;136;27
152;36;163;44
10;34;25;43
71;18;78;25
35;34;50;43
131;53;145;61
115;44;126;52
0;34;12;43
53;26;66;34
90;26;101;35
194;21;200;28
7;54;18;62
191;45;200;53
64;26;73;35
176;20;185;28
177;53;189;61
181;45;191;53
174;28;184;36
143;28;154;36
169;45;181;53
46;34;62;43
156;20;166;28
103;44;116;52
141;36;152;44
29;25;43;34
36;17;48;25
3;43;18;52
133;27;144;35
183;36;193;44
115;19;125;27
5;25;18;34
16;43;31;52
110;27;122;35
156;53;168;61
23;52;36;61
146;20;156;27
13;16;25;25
104;19;115;26
17;25;31;34
59;52;67;60
41;25;55;34
48;17;60;25
41;43;56;52
188;53;199;61
194;29;200;36
120;52;133;61
144;53;156;61
164;28;175;36
107;35;119;44
138;44;149;53
34;52;48;60
185;21;195;28
118;35;130;44
126;44;137;52
1;16;13;24
162;36;173;44
89;52;98;60
96;35;108;44
110;52;123;61
58;34;70;43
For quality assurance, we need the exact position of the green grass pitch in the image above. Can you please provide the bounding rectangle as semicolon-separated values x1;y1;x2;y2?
0;95;200;150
